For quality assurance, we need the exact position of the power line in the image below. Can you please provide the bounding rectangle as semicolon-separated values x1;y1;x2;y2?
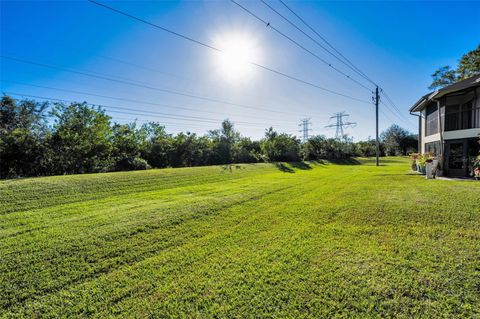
2;27;334;119
380;100;415;127
2;27;197;83
258;0;372;92
0;80;307;124
5;92;300;130
2;56;354;119
88;0;220;52
275;0;411;125
86;0;371;104
278;0;377;87
380;90;416;127
241;0;411;132
0;56;306;117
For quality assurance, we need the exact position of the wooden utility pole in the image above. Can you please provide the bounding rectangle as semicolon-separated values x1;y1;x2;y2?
375;87;380;166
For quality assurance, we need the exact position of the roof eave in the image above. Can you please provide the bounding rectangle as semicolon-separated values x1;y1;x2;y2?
409;92;436;112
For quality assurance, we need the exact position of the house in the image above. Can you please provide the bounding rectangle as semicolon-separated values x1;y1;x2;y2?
409;75;480;177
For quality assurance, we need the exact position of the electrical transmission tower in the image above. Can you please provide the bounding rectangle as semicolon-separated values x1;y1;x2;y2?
325;112;357;139
298;118;312;142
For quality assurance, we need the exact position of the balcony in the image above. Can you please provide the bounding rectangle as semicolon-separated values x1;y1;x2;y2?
444;102;480;132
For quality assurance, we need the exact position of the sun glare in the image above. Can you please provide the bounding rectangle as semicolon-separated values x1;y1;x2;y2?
212;32;261;84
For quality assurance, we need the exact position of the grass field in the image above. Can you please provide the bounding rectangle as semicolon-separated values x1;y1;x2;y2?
1;157;479;318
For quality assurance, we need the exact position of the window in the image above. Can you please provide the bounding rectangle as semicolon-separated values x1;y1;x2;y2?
425;104;438;136
444;93;479;131
425;141;441;155
445;105;460;131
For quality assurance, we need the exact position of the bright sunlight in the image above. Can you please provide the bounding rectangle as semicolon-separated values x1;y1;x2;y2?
212;31;262;84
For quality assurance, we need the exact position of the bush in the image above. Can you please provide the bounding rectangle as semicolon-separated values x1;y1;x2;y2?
114;157;150;171
261;128;301;162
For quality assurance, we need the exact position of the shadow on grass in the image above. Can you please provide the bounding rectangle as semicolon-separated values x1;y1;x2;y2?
328;158;361;165
275;158;362;173
290;162;312;170
221;164;244;172
374;173;420;176
274;161;325;173
274;163;295;173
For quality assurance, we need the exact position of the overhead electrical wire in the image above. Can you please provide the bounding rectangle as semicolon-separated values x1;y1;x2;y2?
234;0;411;127
240;0;373;92
5;92;301;130
1;56;345;117
2;28;331;121
3;27;194;83
380;90;416;126
86;0;371;104
0;80;312;124
277;0;377;87
261;0;375;91
2;2;411;134
380;100;416;127
273;0;411;124
237;1;406;125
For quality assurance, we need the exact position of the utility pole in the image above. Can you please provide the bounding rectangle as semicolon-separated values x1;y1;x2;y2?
325;112;356;139
298;118;312;142
375;87;380;166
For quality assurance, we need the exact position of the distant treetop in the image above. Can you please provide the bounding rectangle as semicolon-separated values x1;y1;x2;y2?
429;44;480;90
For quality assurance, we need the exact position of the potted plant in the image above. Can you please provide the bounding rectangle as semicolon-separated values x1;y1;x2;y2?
473;156;480;180
409;153;419;171
416;153;427;175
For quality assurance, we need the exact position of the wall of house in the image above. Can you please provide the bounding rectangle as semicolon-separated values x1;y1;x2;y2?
419;107;441;153
419;86;480;153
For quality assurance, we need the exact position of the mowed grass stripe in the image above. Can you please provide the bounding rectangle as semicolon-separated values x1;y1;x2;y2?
1;158;479;318
0;164;276;214
6;172;325;317
1;165;313;310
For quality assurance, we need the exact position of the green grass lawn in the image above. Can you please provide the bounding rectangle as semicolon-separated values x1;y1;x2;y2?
1;157;479;318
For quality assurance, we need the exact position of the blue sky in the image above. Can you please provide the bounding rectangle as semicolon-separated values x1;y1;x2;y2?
1;0;479;140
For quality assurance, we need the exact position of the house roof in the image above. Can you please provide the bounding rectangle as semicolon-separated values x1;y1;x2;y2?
409;74;480;112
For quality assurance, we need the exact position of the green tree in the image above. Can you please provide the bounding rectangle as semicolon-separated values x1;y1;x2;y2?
457;44;480;80
355;139;378;157
0;96;51;178
141;122;172;168
429;66;457;90
260;127;300;162
169;132;212;167
234;137;260;163
429;44;480;90
111;122;149;171
209;119;240;164
50;102;113;174
381;124;417;156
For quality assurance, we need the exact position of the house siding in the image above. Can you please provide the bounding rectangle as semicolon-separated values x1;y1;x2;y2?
418;86;480;153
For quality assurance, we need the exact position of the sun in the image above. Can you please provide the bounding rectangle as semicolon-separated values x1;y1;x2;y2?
212;31;261;84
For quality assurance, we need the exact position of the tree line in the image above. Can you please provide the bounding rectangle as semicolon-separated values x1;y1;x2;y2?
0;95;417;179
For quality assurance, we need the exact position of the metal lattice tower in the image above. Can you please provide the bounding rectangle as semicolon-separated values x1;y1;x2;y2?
325;112;357;139
298;118;312;142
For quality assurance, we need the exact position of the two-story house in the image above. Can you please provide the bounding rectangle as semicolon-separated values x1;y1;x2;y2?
409;75;480;177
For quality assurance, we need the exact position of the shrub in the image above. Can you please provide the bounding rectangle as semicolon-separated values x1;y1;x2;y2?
115;157;150;171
